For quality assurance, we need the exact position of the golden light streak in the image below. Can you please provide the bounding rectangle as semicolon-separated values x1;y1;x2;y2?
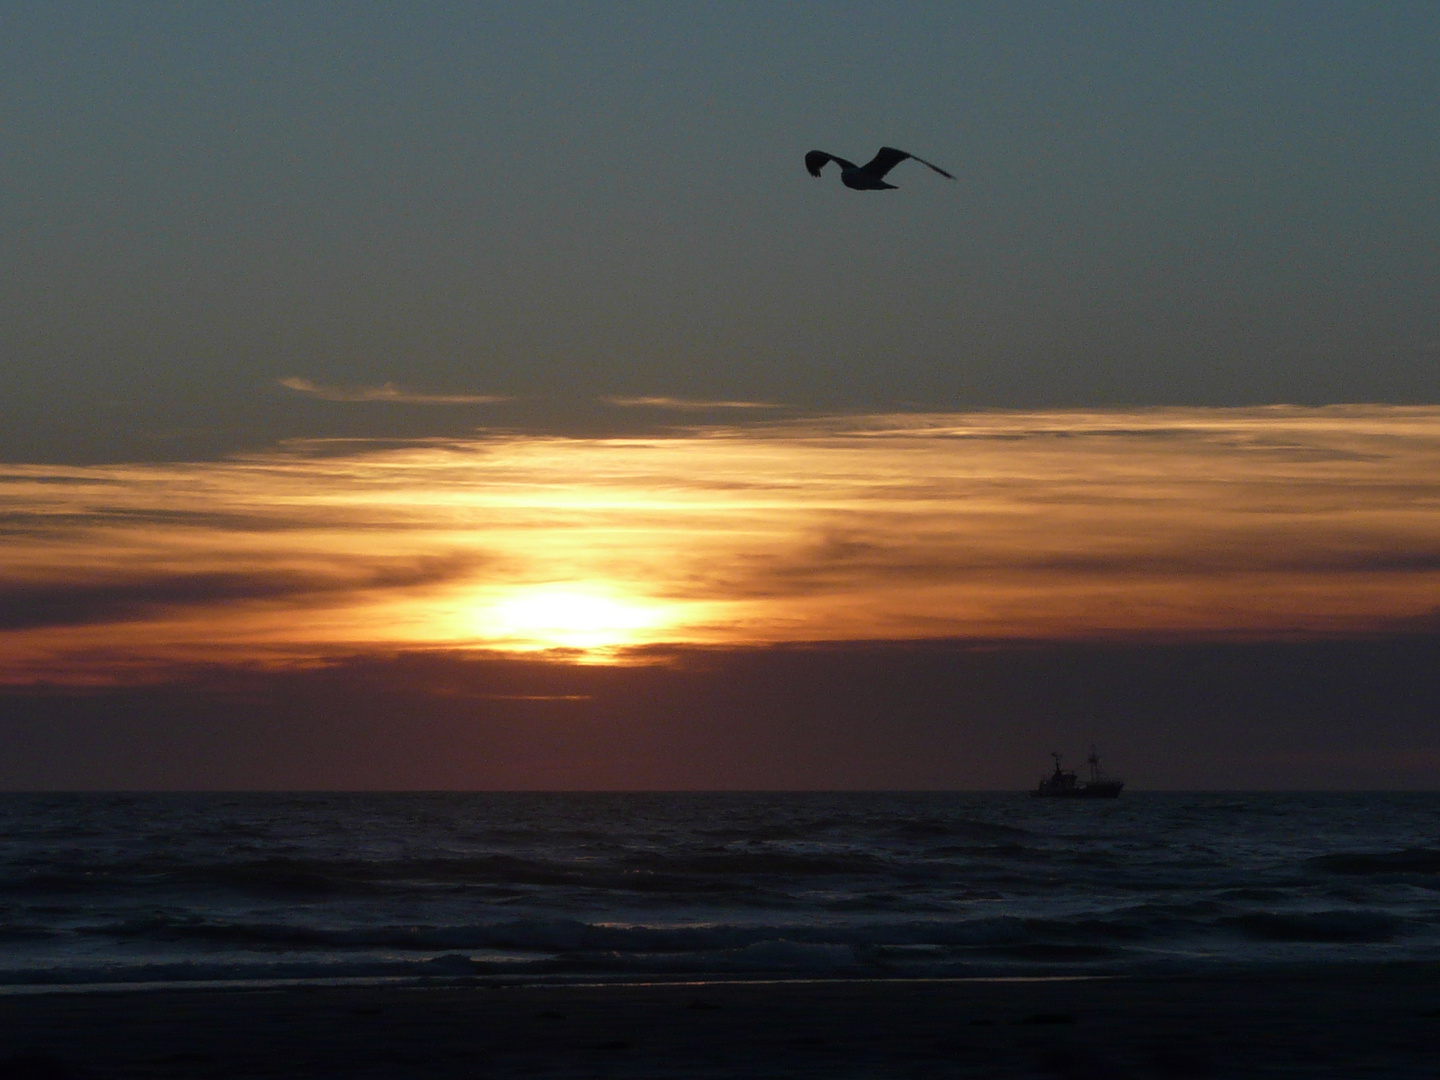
1;406;1438;683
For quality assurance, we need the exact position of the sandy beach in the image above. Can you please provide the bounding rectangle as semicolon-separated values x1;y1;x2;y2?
2;964;1438;1078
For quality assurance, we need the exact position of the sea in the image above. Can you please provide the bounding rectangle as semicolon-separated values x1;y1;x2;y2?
1;792;1438;992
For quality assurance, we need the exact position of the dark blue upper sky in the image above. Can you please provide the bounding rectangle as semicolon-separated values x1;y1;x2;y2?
4;1;1438;461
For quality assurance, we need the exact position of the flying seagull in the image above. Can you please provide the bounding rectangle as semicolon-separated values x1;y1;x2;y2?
805;146;955;190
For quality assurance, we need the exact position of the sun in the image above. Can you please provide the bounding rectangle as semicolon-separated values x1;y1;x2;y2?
476;585;672;652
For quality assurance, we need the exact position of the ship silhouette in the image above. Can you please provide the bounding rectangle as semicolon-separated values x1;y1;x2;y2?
1031;747;1124;798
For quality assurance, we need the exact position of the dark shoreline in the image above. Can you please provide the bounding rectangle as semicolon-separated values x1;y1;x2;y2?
3;963;1439;1078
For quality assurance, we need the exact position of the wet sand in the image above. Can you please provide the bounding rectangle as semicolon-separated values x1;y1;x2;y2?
2;965;1439;1078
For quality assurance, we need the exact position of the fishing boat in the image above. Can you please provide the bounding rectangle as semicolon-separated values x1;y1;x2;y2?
1031;748;1124;798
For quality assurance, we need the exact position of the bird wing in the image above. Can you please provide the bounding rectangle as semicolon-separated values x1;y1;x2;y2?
860;147;913;178
906;153;956;180
805;150;857;177
862;146;955;180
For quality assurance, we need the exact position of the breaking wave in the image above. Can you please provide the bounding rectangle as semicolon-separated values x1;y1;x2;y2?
2;791;1439;988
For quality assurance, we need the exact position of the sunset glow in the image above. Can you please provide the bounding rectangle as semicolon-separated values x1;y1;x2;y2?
2;406;1438;684
471;586;685;652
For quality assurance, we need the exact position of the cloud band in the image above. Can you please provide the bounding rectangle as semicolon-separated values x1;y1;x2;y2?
280;377;509;405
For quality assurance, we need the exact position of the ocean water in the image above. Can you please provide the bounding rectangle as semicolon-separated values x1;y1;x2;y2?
1;792;1438;990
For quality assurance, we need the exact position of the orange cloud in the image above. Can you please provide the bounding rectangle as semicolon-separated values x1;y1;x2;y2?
279;376;510;405
599;395;783;410
1;406;1437;684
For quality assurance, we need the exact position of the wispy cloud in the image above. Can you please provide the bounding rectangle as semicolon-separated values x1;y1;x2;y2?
1;406;1438;683
279;377;509;405
600;395;782;410
0;556;483;632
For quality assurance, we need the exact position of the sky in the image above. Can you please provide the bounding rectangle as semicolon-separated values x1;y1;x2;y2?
2;3;1438;788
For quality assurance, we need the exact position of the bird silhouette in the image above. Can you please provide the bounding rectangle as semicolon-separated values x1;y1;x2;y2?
805;146;955;190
